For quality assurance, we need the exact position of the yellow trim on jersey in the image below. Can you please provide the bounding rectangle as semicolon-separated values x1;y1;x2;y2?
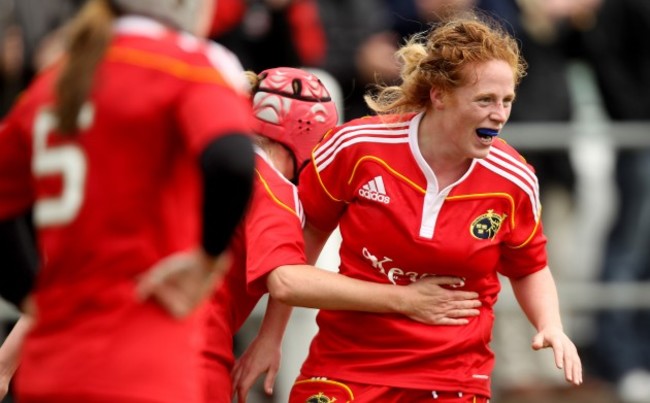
445;193;516;229
255;169;299;217
348;155;425;194
293;378;355;402
447;193;543;248
508;205;543;249
106;46;227;85
496;137;529;165
313;162;346;203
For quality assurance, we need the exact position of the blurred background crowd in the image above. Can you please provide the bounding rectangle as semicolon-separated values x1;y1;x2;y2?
1;0;649;402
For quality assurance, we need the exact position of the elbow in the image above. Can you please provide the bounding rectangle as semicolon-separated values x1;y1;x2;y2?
267;266;297;305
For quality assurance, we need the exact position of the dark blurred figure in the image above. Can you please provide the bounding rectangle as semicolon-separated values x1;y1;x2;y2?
314;0;396;120
1;0;86;117
208;0;326;73
0;0;23;117
585;1;650;401
503;0;586;194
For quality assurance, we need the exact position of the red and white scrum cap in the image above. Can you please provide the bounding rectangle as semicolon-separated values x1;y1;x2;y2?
251;67;338;167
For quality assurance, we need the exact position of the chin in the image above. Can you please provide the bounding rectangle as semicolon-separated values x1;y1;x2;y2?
471;147;491;160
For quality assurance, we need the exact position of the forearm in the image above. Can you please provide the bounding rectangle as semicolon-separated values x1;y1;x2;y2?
257;297;293;345
510;266;564;331
0;315;32;380
267;264;406;313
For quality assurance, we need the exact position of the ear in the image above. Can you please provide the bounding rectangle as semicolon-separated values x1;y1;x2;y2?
429;87;446;110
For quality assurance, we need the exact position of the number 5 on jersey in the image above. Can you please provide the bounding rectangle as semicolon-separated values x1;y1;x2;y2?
32;104;93;227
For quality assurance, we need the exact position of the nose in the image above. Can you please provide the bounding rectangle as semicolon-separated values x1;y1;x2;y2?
489;103;509;124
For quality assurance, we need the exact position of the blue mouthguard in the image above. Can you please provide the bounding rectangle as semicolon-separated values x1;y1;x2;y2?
476;128;499;137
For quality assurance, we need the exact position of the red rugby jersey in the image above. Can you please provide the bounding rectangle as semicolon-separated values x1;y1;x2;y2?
202;150;306;401
297;112;547;397
0;16;252;403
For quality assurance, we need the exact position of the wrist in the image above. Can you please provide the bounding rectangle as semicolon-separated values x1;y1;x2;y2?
199;249;231;277
536;322;564;333
386;285;408;315
0;363;17;379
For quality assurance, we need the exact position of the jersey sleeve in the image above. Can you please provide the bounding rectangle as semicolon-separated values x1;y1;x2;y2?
498;158;548;278
176;44;253;157
0;109;34;219
297;128;354;233
177;81;252;157
245;160;307;295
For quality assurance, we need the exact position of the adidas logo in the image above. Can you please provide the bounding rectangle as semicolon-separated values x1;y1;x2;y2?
358;175;390;204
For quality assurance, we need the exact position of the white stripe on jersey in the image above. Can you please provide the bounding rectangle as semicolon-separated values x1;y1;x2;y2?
293;188;305;228
488;147;540;194
316;136;409;172
477;154;541;222
315;120;409;159
314;126;410;172
256;147;304;223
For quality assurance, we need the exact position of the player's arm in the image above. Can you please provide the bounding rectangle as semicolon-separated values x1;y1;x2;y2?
0;315;33;399
200;133;255;257
137;133;255;317
0;212;38;311
266;223;481;325
302;221;331;264
231;297;292;403
509;266;583;385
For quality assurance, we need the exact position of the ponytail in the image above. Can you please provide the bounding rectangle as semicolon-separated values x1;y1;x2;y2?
55;0;116;134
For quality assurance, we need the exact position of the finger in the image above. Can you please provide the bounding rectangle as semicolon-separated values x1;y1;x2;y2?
213;252;232;276
135;271;163;300
433;317;470;325
552;343;564;369
565;355;581;385
446;308;480;318
426;276;466;287
449;299;482;309
237;378;252;403
573;360;583;385
264;367;278;395
237;388;247;403
448;291;481;301
563;355;573;383
136;263;184;300
564;347;582;385
231;365;242;395
151;285;194;318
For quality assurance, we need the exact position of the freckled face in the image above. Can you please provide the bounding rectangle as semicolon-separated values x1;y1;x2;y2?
436;59;516;160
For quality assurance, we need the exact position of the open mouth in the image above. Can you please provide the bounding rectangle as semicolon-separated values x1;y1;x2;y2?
476;128;499;138
476;128;498;144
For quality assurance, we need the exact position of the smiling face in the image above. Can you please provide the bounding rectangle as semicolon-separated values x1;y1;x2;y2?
429;59;516;160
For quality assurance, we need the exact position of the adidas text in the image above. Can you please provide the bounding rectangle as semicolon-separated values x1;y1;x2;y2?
358;189;390;204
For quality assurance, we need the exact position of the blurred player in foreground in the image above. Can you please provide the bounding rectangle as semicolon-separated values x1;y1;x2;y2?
0;0;255;401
